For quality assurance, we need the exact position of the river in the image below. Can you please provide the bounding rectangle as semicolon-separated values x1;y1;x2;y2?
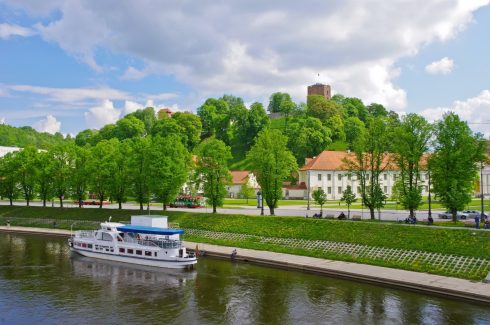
0;232;489;324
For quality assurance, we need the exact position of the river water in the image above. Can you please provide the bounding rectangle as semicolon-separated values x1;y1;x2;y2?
0;232;489;325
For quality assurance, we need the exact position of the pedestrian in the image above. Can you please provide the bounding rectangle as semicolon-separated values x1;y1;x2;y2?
231;249;237;260
475;215;480;229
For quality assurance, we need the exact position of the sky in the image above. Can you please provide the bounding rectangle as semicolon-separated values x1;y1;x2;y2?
0;0;489;137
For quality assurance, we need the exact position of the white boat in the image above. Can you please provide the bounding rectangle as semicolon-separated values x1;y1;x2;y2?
68;215;197;269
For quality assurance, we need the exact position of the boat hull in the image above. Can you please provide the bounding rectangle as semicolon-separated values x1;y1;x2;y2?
70;247;197;269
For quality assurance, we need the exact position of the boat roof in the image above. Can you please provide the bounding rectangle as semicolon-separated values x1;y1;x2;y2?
116;225;184;235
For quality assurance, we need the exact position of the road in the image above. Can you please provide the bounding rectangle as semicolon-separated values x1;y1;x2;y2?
0;200;450;222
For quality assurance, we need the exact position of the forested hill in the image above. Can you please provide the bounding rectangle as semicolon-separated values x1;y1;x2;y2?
0;124;67;149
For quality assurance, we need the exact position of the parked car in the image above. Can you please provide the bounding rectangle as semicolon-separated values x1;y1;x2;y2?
461;210;489;219
438;211;465;219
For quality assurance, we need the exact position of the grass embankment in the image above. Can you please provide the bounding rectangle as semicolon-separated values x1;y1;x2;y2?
1;206;489;279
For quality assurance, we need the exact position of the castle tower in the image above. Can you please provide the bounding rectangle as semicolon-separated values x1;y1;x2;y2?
307;83;331;100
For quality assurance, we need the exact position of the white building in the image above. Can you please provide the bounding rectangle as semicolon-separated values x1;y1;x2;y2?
0;146;21;157
227;171;259;198
297;151;433;200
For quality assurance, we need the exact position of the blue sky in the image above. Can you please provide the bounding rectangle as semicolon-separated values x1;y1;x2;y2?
1;0;489;137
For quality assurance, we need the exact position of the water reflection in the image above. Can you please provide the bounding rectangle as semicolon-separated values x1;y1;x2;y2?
1;232;489;325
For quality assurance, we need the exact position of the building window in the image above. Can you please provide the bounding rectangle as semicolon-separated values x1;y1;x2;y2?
136;250;142;255
318;174;322;181
338;187;342;194
127;249;133;254
327;174;331;181
425;173;429;180
384;186;388;193
338;174;342;181
384;174;387;180
348;174;351;181
119;248;125;253
327;187;332;194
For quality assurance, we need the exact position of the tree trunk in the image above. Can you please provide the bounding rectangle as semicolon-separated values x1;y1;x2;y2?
9;197;12;206
60;197;64;208
140;201;143;210
43;199;46;207
347;207;350;219
26;198;30;206
320;205;323;214
213;204;217;213
269;205;275;215
163;203;167;211
409;208;415;218
118;201;122;209
99;195;103;209
370;208;375;220
452;209;457;223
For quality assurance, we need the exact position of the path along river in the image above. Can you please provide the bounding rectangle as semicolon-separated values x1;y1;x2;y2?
1;232;489;325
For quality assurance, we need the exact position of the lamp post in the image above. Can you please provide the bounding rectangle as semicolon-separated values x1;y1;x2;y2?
307;170;311;210
481;161;485;221
428;169;432;219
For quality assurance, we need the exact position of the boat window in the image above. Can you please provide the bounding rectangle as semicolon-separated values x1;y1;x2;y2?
88;244;93;249
145;251;151;256
136;250;142;255
127;249;134;254
102;233;113;241
119;248;125;253
154;252;157;257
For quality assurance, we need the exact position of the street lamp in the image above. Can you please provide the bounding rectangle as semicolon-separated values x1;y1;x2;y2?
307;170;311;210
481;161;485;221
428;169;432;219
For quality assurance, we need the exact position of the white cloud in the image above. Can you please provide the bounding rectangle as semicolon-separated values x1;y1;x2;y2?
18;0;487;110
33;115;61;134
84;100;121;129
0;23;34;39
0;117;5;124
421;90;490;137
6;84;130;103
122;100;142;116
425;57;455;75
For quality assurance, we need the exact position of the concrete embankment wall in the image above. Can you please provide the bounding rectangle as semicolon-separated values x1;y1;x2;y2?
1;226;490;304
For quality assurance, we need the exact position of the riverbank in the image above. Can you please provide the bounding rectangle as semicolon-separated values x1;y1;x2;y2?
1;225;490;304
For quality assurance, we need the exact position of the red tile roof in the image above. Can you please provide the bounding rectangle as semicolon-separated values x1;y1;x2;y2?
300;150;397;171
230;171;250;184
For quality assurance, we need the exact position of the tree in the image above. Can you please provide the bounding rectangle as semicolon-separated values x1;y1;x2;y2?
287;116;332;165
109;140;132;209
344;116;390;219
51;143;74;208
149;135;190;210
312;188;327;214
71;144;91;208
247;129;297;215
0;152;20;206
367;103;388;117
195;138;232;213
340;185;357;219
37;151;55;207
238;180;255;204
128;136;152;210
113;115;146;140
126;107;157;134
392;114;432;218
15;145;38;206
172;112;202;151
89;139;118;208
268;92;292;113
232;102;269;149
344;116;365;150
306;95;344;140
197;98;231;143
75;129;97;146
430;113;486;222
280;99;296;132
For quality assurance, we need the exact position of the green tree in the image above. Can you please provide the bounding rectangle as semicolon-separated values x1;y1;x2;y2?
340;185;357;219
312;188;327;214
89;139;118;208
37;151;55;207
15;145;38;206
114;115;146;140
128;136;152;210
392;114;432;218
75;129;97;146
149;135;190;210
268;92;292;113
151;117;186;143
197;98;231;143
430;113;486;222
247;129;297;215
51;143;74;208
238;180;255;204
0;152;20;206
195;138;232;213
127;107;157;134
367;103;388;117
307;95;344;140
344;116;365;150
172;112;202;151
344;116;390;219
108;140;133;209
232;102;269;150
71;144;92;208
287;116;332;165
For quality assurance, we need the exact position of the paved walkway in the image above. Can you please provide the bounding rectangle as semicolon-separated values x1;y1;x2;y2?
1;225;490;304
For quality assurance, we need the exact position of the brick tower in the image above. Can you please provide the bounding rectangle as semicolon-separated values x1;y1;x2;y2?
307;83;331;100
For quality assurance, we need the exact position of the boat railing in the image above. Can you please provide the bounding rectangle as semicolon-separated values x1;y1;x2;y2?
122;236;183;249
76;231;95;238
